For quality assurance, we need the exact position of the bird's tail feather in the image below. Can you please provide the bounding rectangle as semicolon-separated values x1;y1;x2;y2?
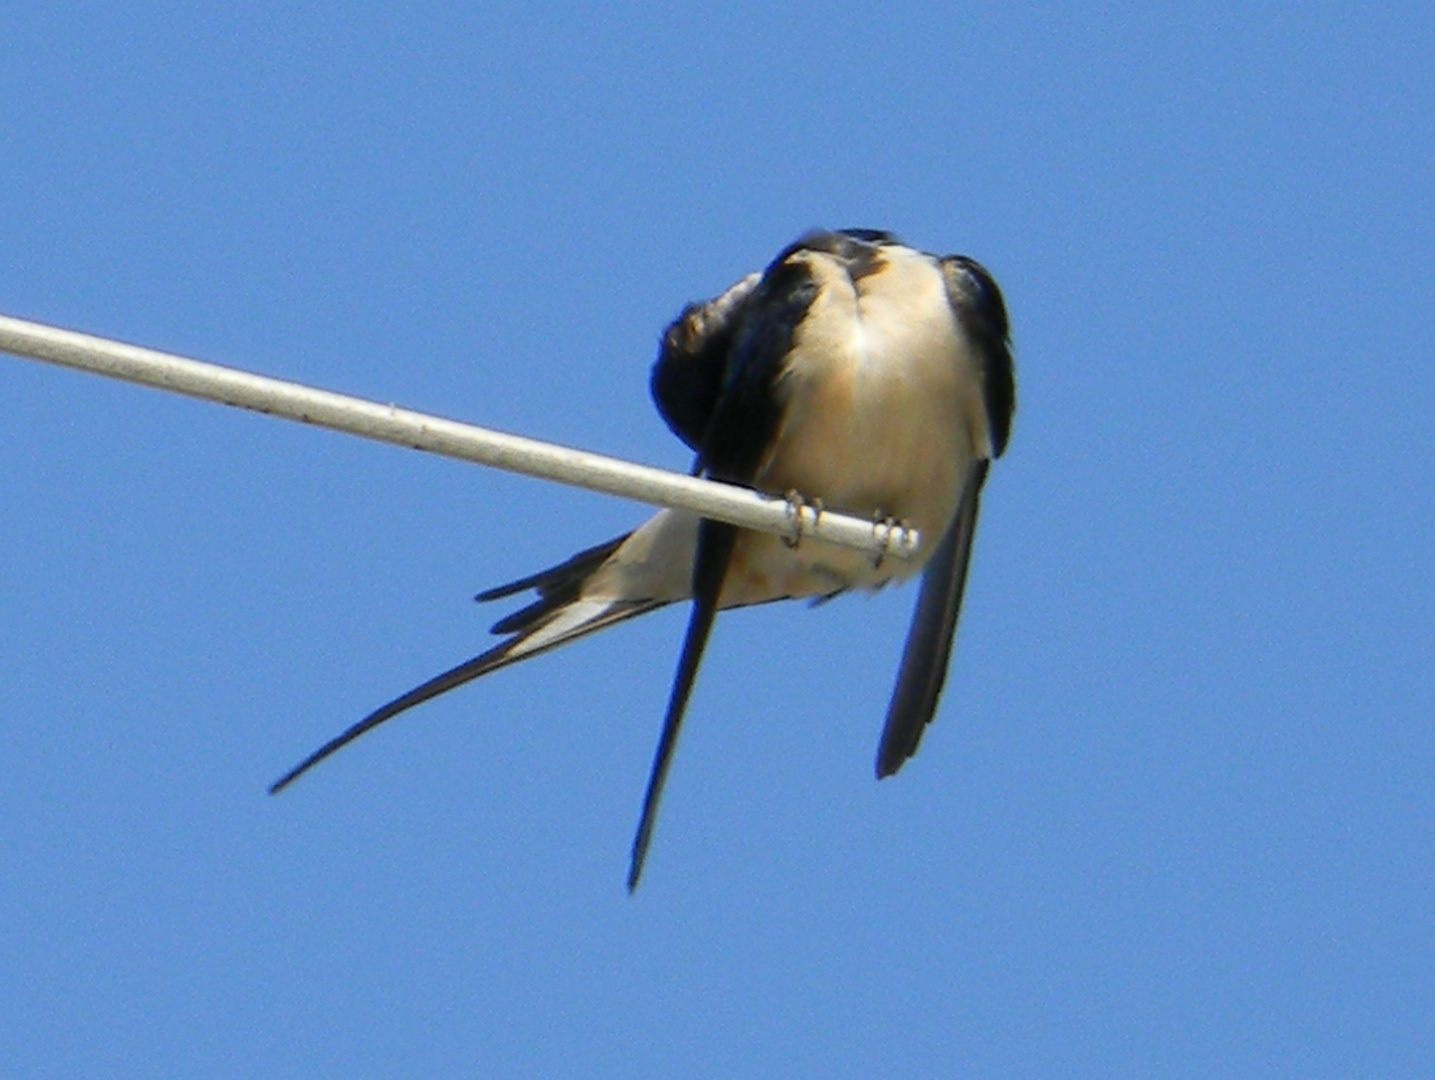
269;533;664;794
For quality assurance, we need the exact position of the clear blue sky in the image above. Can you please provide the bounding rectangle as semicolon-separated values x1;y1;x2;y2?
2;4;1431;1077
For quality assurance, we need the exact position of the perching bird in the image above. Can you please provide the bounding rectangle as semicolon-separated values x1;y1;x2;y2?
270;228;1015;890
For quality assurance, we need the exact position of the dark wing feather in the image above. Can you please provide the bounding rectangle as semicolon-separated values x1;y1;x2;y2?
474;534;626;604
650;273;761;450
942;256;1015;457
269;640;535;795
479;534;627;634
871;254;1014;776
875;460;989;778
626;520;737;890
269;533;658;795
627;241;824;888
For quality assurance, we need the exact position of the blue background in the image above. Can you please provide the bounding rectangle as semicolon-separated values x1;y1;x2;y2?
2;4;1431;1076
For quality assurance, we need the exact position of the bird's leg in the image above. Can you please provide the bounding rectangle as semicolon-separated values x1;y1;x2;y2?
783;490;824;549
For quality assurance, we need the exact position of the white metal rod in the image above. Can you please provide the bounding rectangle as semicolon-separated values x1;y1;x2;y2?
0;313;919;560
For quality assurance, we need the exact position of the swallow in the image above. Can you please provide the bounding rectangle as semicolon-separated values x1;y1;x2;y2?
270;228;1015;891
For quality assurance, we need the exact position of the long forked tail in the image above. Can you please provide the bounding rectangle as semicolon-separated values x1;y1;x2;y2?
269;533;665;794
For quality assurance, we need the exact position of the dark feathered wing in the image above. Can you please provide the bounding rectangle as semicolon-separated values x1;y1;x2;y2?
874;253;1015;777
627;237;831;889
875;460;989;778
650;272;761;451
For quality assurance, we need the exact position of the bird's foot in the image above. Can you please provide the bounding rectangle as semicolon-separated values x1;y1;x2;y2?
783;490;824;548
871;513;913;568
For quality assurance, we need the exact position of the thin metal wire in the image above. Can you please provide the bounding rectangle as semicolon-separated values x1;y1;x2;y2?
0;313;919;560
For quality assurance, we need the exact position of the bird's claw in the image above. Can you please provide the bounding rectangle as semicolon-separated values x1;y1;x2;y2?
871;513;913;568
783;490;824;548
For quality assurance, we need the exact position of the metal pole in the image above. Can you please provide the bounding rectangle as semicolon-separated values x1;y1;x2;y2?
0;313;918;560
